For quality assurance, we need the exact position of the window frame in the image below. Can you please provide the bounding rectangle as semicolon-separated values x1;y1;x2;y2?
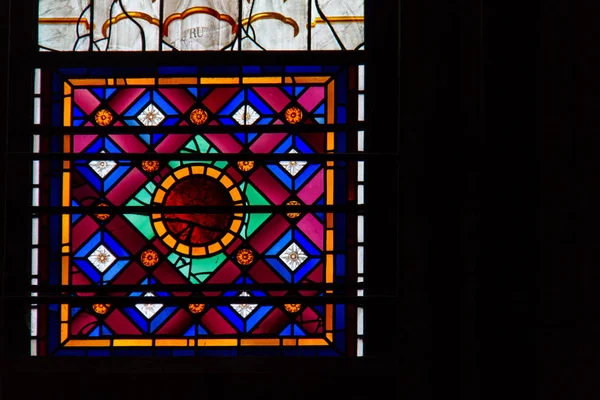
1;0;400;363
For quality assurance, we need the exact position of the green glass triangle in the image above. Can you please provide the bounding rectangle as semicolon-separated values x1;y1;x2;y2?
123;214;154;240
240;182;272;238
190;253;227;283
133;181;156;205
168;252;227;284
183;134;211;153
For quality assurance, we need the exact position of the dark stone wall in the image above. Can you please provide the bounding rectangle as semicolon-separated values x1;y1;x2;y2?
0;0;580;399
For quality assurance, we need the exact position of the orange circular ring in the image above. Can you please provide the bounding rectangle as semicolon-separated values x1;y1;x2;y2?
151;165;244;257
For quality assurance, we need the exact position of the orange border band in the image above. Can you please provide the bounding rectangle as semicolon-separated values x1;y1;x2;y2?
60;74;338;349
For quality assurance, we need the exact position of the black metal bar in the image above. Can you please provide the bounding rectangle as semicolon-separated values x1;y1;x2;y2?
88;0;94;52
10;295;381;305
11;152;382;161
29;204;365;214
237;0;242;51
29;282;365;293
29;51;367;68
158;0;164;52
30;124;366;134
307;0;312;51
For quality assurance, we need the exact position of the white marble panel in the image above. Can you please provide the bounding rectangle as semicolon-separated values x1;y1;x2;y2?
357;184;364;204
240;0;308;50
166;0;239;50
310;0;364;50
103;0;161;50
39;0;85;18
357;245;364;273
357;306;364;334
358;93;364;121
358;160;364;182
33;98;41;125
34;69;41;94
31;217;39;245
39;0;365;51
39;24;87;51
32;156;40;183
357;338;364;356
32;188;40;207
358;64;365;90
357;215;364;242
31;248;39;275
31;308;38;336
38;0;89;50
358;130;364;151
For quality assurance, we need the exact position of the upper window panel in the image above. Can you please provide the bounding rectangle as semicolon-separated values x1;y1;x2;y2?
38;0;365;52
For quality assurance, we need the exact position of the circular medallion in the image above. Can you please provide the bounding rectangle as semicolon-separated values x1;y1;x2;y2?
237;160;254;172
284;304;302;313
140;249;159;267
188;303;206;314
141;160;160;173
286;200;301;219
92;303;111;315
285;107;303;124
151;166;244;257
95;109;113;126
94;203;110;220
190;108;208;125
236;248;254;266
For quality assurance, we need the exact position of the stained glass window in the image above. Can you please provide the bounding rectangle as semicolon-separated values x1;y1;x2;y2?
38;0;364;52
30;64;366;356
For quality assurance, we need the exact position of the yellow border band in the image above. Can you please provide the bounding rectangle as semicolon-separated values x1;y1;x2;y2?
61;337;331;347
241;13;299;37
163;7;237;36
39;17;93;30
308;16;364;28
102;12;160;38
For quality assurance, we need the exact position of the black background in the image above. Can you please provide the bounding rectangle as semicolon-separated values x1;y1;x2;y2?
0;0;580;399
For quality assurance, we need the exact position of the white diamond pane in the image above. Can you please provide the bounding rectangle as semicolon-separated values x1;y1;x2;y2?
279;242;308;271
135;293;164;319
89;159;117;178
88;244;116;272
279;149;307;176
233;105;260;125
231;291;257;318
138;104;165;126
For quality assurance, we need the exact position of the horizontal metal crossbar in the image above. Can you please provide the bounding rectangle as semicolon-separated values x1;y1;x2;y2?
29;282;365;293
29;205;365;213
32;51;368;68
32;124;366;134
14;153;380;161
12;295;379;305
